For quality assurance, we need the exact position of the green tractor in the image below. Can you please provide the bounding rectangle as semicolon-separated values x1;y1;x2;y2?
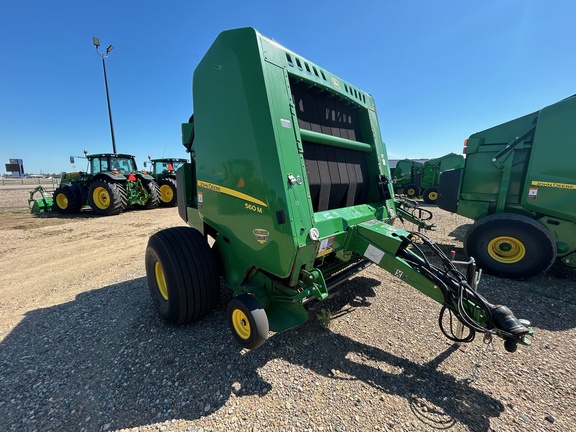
145;28;531;353
145;157;188;207
52;151;160;216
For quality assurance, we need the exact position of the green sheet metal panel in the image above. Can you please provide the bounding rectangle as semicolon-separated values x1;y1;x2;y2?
521;95;576;223
190;27;393;283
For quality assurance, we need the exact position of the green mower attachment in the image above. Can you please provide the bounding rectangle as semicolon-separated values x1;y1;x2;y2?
28;186;54;213
145;27;532;353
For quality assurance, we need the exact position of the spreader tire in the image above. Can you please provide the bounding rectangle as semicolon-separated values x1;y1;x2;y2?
422;186;439;204
464;213;556;279
158;178;178;207
87;179;126;216
145;227;220;324
53;185;83;214
404;183;420;198
226;294;269;350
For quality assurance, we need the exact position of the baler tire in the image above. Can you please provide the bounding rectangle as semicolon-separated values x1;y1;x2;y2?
422;186;439;204
226;294;269;350
135;179;160;210
158;178;178;207
404;183;420;198
87;179;126;216
464;213;556;279
145;227;220;325
53;185;83;214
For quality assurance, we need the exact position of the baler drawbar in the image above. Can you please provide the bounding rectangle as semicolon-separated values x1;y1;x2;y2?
145;27;531;353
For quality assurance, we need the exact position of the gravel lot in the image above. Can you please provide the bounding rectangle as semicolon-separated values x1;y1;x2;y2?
0;184;575;432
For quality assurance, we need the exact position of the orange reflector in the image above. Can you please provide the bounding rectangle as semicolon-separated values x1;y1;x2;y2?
168;163;174;171
462;138;468;154
128;173;136;181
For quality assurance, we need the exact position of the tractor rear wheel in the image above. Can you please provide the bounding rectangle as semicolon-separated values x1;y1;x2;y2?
422;186;439;204
158;178;178;207
135;179;160;210
464;213;556;279
226;294;269;350
53;185;83;214
87;179;127;216
145;227;220;324
404;183;420;198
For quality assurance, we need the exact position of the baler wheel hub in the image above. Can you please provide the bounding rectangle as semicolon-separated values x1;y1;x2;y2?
231;310;251;340
488;236;526;263
154;262;169;301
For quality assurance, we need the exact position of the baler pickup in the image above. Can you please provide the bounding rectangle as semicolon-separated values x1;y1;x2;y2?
145;27;531;353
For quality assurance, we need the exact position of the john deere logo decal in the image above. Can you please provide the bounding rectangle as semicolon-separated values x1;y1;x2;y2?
253;229;269;244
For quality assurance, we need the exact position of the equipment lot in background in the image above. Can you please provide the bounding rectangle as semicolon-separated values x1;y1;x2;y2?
0;185;574;431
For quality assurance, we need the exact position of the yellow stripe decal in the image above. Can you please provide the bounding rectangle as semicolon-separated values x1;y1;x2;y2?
197;180;268;207
531;180;576;190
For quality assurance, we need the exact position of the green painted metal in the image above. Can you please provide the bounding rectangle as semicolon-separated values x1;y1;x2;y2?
438;94;576;269
421;153;465;190
28;185;53;213
392;159;424;193
172;27;531;348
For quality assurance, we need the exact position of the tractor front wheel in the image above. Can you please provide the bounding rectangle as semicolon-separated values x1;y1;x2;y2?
87;179;127;216
53;185;83;214
422;186;439;204
464;213;556;279
135;179;160;210
226;294;269;350
158;178;178;207
145;227;220;324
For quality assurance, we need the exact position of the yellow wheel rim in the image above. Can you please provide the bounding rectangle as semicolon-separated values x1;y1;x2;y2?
487;236;526;263
55;193;68;209
93;186;111;209
160;184;174;203
231;309;251;340
154;261;168;301
428;191;438;201
406;188;415;196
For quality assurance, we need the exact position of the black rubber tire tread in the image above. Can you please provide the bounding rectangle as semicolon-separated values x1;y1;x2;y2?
464;213;556;279
135;179;160;210
404;183;420;198
52;185;83;214
422;186;439;204
158;177;178;207
87;179;126;216
226;294;269;350
145;227;220;325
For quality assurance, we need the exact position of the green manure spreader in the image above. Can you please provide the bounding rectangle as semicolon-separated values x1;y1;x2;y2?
145;28;531;353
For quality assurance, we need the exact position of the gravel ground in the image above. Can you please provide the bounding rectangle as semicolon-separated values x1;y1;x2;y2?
0;191;575;432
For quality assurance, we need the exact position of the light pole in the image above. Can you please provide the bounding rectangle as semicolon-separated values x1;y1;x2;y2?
93;37;117;154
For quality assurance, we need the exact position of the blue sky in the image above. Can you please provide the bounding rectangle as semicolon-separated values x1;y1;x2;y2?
1;0;574;174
